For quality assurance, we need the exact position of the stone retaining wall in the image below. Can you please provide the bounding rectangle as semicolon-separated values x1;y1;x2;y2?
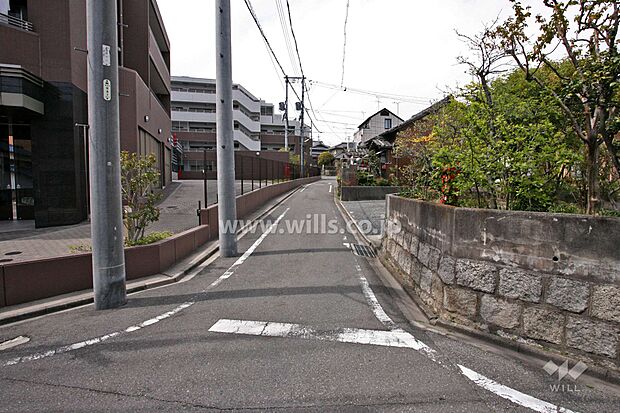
382;195;620;369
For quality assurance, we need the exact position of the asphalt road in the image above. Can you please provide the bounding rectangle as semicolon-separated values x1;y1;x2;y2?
0;178;618;412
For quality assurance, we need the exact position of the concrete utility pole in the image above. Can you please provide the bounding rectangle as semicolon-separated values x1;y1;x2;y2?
284;75;289;151
215;0;238;257
87;0;127;310
299;76;306;177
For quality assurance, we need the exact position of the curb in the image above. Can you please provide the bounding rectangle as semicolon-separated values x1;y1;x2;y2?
0;181;310;327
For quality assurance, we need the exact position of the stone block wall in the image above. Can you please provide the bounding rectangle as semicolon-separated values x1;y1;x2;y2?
382;195;620;369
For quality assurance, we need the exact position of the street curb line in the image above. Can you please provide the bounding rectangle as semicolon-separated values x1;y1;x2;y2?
333;192;620;388
0;182;311;327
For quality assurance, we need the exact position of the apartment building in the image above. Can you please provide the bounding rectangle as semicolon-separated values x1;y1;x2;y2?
171;76;310;178
0;0;172;228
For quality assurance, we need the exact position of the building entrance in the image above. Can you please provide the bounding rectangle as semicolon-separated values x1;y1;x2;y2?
0;120;33;220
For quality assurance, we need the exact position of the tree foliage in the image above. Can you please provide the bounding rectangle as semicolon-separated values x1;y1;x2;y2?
121;151;162;243
496;0;620;213
318;151;335;167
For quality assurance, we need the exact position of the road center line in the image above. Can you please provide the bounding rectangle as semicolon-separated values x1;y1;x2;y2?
1;207;290;367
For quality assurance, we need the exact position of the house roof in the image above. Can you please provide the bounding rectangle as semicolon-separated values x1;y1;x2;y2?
357;108;404;129
378;96;452;141
328;142;350;150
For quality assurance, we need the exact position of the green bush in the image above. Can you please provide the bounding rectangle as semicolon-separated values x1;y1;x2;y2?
125;231;173;247
600;209;620;218
548;202;582;214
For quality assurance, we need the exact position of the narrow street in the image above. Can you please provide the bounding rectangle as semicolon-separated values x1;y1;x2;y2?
0;180;618;412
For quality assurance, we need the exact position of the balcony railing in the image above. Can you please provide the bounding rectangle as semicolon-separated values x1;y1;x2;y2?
0;13;34;32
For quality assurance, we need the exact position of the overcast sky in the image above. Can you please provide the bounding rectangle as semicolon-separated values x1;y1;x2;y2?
157;0;546;146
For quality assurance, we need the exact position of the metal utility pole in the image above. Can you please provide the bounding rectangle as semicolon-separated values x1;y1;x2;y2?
284;75;289;150
215;0;238;257
87;0;127;310
299;76;306;177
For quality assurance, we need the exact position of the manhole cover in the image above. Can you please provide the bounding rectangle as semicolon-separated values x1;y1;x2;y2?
350;244;376;258
5;251;22;256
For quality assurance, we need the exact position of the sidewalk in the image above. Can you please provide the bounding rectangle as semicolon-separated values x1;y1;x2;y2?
0;179;275;263
340;199;386;247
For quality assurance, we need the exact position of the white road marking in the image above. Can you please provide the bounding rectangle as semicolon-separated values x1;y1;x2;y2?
329;184;333;193
0;336;30;351
300;186;306;193
209;319;432;350
458;365;578;413
3;302;193;366
1;208;290;367
207;208;289;290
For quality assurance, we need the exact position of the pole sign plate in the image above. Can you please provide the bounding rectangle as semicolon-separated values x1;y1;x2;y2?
102;45;111;67
103;79;112;101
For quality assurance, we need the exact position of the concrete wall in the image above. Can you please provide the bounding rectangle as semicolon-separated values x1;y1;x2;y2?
0;177;319;308
382;195;620;368
340;186;401;201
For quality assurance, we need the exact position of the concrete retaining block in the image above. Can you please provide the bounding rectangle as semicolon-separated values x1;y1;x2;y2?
382;194;620;368
340;186;401;201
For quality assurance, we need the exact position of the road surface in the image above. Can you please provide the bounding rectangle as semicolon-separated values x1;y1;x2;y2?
0;179;618;412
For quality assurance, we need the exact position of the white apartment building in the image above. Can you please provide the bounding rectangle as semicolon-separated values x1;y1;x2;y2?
353;108;403;145
171;76;302;152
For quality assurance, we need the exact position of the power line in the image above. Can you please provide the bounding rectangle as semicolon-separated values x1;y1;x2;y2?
243;0;286;77
340;0;350;88
243;0;326;137
284;0;305;78
275;0;300;76
309;79;434;104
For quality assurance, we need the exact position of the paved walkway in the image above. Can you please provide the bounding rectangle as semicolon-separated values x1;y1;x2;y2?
341;199;386;247
0;179;276;263
0;179;617;411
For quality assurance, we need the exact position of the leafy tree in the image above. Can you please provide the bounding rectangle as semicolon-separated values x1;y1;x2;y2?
318;151;335;167
496;0;620;214
432;70;580;211
120;151;162;243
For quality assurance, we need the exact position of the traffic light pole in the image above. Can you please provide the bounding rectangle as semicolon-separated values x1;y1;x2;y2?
215;0;238;257
87;0;127;310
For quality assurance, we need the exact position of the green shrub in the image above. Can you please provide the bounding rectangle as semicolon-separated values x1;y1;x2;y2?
548;202;582;214
600;209;620;218
126;231;173;247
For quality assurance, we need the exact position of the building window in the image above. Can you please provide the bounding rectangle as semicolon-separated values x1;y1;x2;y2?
384;118;392;129
260;106;273;116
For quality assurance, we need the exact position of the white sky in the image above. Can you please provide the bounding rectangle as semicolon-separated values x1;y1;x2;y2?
157;0;546;146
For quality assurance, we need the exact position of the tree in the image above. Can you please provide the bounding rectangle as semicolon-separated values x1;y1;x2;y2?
120;151;162;243
318;151;335;167
433;72;580;211
496;0;620;214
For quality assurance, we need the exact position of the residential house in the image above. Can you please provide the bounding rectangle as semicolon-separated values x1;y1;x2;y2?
366;97;451;177
353;108;403;145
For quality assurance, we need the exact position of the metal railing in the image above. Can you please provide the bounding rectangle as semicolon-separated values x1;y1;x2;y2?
0;13;34;32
